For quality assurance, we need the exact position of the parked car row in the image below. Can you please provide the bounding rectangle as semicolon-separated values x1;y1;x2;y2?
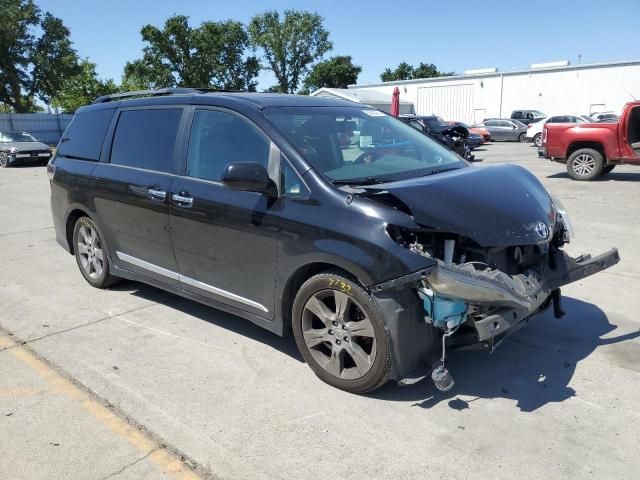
0;131;53;168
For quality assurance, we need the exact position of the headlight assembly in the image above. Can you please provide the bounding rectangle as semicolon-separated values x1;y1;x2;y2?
551;196;574;241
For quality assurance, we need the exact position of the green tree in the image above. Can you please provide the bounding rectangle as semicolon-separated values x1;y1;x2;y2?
263;85;287;93
0;0;80;112
413;62;455;78
380;61;454;82
249;10;332;94
303;55;361;93
51;59;119;112
123;15;259;91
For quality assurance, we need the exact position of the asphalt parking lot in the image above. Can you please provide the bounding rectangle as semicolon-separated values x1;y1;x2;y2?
1;142;639;479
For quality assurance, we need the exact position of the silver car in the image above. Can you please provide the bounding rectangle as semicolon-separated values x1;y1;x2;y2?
0;131;52;167
473;119;528;142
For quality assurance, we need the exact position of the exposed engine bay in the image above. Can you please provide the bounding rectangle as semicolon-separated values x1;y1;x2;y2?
375;195;620;391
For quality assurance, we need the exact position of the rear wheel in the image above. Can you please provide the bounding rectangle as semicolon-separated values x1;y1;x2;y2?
72;217;120;288
567;148;604;181
0;152;9;168
518;133;526;143
292;271;391;394
533;133;542;147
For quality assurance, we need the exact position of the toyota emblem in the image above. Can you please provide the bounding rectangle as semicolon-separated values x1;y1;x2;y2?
534;221;550;240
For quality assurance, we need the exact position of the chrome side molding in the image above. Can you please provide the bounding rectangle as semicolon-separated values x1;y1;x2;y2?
116;251;268;313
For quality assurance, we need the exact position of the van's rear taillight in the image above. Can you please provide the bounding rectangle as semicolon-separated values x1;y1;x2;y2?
542;127;547;144
47;159;56;180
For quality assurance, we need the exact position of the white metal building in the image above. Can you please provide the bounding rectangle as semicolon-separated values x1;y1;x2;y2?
348;60;640;124
309;87;414;115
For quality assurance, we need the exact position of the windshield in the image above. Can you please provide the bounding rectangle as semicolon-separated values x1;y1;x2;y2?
511;120;527;127
422;117;444;129
0;132;37;143
265;107;465;184
531;111;545;117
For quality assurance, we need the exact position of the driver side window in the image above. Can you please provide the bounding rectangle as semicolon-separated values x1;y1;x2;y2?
187;110;270;182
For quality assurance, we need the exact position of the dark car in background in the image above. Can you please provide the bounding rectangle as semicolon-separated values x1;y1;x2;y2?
49;88;618;394
511;110;546;125
0;131;52;167
399;114;474;160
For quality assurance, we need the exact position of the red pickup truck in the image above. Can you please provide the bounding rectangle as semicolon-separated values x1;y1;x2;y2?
539;101;640;180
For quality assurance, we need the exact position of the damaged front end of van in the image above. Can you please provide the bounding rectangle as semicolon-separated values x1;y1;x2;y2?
361;164;620;390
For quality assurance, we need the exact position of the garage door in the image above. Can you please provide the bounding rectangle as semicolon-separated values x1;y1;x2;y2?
417;84;473;123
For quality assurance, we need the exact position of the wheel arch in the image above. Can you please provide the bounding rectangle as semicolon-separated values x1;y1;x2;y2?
64;205;94;254
567;141;606;161
279;261;369;336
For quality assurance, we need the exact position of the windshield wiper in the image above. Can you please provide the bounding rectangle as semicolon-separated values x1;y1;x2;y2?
333;176;389;186
419;166;461;177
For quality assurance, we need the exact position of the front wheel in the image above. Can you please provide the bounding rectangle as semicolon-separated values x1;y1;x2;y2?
533;133;542;147
292;271;391;394
0;152;9;168
518;133;526;142
72;217;120;288
567;148;604;181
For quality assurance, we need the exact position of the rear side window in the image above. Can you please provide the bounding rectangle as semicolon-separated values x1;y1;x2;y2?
110;109;182;173
57;108;115;161
186;110;269;182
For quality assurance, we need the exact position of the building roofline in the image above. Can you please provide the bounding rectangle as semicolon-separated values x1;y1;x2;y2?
310;87;413;104
349;59;640;88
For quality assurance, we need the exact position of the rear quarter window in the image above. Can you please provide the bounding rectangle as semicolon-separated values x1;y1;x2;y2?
57;108;115;161
110;108;182;173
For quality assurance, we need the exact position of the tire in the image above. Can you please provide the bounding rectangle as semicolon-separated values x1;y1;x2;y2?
533;133;542;147
601;165;615;175
566;148;604;181
292;270;391;394
72;216;120;288
518;133;526;143
0;152;9;168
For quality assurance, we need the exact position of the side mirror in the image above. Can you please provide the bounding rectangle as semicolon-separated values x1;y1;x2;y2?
222;162;276;195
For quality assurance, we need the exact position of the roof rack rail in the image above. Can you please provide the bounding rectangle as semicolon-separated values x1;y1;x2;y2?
92;87;238;104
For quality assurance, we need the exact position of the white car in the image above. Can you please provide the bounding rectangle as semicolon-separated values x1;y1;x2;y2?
526;115;592;147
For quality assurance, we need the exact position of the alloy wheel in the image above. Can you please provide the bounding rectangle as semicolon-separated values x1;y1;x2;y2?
572;154;596;177
76;224;104;280
0;153;8;168
301;290;376;380
534;134;542;147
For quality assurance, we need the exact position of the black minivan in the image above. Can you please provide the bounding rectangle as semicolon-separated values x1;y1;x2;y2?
49;88;619;393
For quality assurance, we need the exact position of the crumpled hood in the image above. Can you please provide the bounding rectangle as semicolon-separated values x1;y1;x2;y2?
1;141;51;152
366;164;556;247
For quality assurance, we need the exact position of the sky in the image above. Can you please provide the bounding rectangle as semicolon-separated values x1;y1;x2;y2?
36;0;640;90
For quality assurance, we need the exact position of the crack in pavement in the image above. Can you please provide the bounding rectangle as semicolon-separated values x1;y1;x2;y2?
98;447;159;480
9;302;157;347
0;343;19;354
0;226;54;238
